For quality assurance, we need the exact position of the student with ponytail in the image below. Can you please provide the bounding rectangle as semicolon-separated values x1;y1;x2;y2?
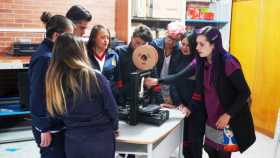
29;12;73;158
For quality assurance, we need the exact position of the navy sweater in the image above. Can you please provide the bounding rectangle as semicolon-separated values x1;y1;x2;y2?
63;71;118;131
29;39;64;132
87;48;120;102
169;53;196;107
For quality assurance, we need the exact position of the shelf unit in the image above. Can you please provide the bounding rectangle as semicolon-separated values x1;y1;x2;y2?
185;19;228;27
131;17;181;22
185;0;233;50
115;0;232;50
131;16;177;30
115;0;185;43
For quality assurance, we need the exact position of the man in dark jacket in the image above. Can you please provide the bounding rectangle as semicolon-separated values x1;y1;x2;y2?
150;21;186;106
116;25;162;107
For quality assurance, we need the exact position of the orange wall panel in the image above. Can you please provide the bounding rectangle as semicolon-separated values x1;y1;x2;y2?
115;0;129;42
231;0;280;137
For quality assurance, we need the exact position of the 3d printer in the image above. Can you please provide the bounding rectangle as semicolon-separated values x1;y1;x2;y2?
119;45;169;126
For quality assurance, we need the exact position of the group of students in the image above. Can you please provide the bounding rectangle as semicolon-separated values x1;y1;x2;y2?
29;4;256;158
29;5;117;158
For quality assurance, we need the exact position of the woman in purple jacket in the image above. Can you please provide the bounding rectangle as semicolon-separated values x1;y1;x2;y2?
194;26;255;158
146;26;255;158
45;33;118;158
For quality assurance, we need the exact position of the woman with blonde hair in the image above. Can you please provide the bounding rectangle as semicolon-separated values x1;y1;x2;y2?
45;33;118;158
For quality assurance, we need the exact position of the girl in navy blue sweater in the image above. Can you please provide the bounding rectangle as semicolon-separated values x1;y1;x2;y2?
45;33;118;158
29;12;73;158
86;25;120;104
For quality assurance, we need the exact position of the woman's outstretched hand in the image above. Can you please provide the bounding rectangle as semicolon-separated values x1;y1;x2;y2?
160;103;176;109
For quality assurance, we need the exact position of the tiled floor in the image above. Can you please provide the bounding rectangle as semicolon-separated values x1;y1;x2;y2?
0;132;279;158
210;132;279;158
0;140;39;158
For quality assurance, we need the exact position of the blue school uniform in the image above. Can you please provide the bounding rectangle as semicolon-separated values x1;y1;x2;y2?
62;71;118;158
29;38;65;158
87;48;121;104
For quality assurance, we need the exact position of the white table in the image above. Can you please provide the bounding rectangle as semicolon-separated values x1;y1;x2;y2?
0;109;185;158
116;108;185;158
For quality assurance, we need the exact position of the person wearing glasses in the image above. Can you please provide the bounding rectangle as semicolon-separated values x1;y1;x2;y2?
150;21;186;106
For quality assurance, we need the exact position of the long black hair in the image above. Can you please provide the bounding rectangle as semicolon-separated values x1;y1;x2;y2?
182;31;198;55
179;31;197;64
196;26;230;92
